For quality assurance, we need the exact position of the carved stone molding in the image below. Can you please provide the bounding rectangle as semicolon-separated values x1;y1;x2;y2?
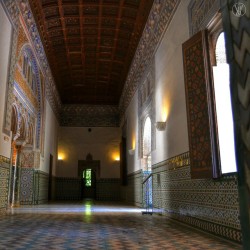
188;0;220;35
60;105;119;127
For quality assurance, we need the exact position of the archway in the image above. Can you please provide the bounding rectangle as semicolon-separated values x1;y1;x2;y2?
142;116;152;172
142;116;152;211
9;106;26;207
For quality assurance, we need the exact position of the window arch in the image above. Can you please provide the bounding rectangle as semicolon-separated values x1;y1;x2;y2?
212;32;237;174
183;17;237;178
142;116;152;171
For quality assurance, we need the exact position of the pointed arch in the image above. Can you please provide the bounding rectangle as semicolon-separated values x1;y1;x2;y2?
11;104;19;140
143;116;152;157
18;44;44;152
142;116;152;171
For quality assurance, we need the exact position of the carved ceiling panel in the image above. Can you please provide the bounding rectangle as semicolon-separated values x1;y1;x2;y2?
29;0;154;105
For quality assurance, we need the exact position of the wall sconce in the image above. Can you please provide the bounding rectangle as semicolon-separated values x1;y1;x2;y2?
58;152;65;161
114;159;120;167
155;121;166;131
57;159;63;167
112;152;120;162
128;149;135;155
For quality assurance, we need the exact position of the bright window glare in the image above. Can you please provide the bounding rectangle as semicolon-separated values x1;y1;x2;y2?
213;33;237;174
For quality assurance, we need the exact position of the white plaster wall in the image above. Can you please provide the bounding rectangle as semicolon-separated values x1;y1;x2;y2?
40;100;59;174
0;4;12;158
57;127;121;178
125;0;191;170
153;0;191;164
125;91;141;174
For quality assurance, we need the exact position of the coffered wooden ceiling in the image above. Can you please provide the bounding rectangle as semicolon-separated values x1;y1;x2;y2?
28;0;154;105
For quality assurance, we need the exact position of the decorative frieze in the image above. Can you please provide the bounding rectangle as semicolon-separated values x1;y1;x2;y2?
188;0;220;35
60;105;119;127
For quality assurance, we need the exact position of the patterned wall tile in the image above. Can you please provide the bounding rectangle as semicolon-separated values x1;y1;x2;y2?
55;178;82;200
0;156;10;214
55;178;122;201
125;170;143;207
96;179;121;201
152;152;241;243
20;168;34;205
34;171;49;204
20;169;49;205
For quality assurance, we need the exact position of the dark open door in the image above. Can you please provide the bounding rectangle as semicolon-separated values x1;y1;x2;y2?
82;168;96;199
78;156;100;199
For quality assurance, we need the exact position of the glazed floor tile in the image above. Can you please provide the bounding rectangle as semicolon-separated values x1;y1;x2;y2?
0;201;241;250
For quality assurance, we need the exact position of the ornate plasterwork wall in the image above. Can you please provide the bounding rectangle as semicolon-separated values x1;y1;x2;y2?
60;105;119;127
1;0;61;121
0;0;19;28
119;0;181;120
2;0;181;127
188;0;220;35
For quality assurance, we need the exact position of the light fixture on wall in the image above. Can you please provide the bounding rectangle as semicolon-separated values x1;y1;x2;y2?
57;152;65;167
112;152;120;162
155;121;166;131
155;101;169;131
58;153;65;161
128;149;135;155
112;153;120;167
128;135;136;155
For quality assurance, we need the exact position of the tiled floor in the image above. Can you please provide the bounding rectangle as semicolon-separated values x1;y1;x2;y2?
0;200;241;250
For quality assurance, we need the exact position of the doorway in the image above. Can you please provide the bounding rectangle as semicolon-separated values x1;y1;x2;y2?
82;168;96;199
142;117;152;209
78;154;100;200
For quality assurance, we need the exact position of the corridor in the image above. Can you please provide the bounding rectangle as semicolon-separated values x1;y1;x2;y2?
0;201;241;250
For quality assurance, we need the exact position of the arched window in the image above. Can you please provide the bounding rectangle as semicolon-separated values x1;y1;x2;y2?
212;32;237;174
142;116;151;171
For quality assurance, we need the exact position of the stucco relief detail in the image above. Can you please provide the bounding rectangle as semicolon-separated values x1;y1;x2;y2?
1;0;61;118
119;0;181;119
60;105;119;127
14;70;38;109
21;151;34;168
188;0;220;35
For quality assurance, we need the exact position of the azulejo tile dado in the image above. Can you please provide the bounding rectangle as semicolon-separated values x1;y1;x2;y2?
0;156;10;213
152;152;241;243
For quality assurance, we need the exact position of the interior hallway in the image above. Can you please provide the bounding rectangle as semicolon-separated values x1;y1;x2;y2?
0;201;241;250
